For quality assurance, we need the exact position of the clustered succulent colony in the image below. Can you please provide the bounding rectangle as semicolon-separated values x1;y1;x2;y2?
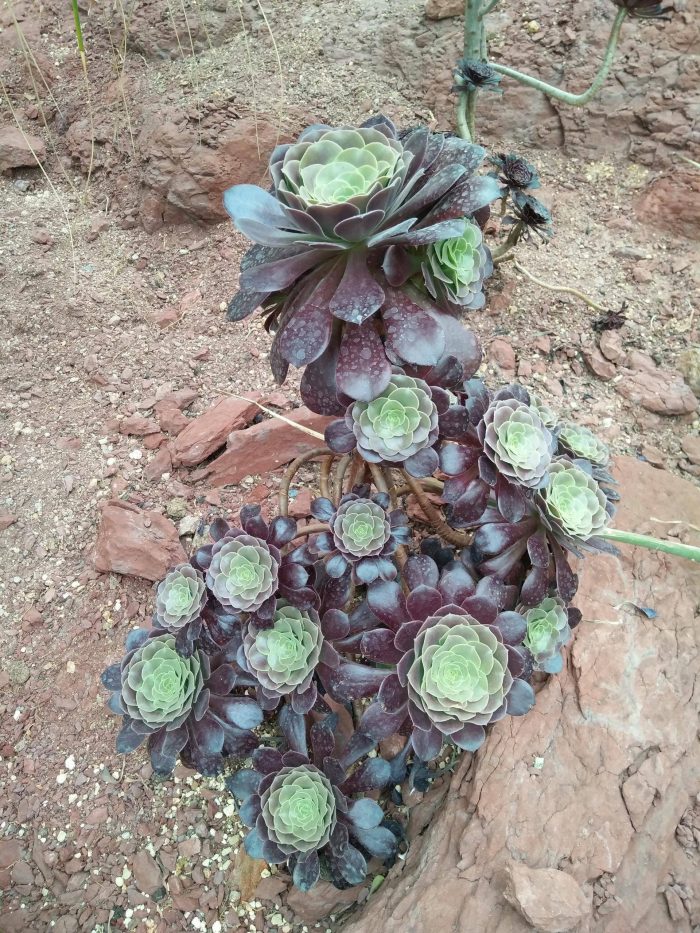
102;1;691;890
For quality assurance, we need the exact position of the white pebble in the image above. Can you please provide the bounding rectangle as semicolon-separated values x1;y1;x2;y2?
65;755;76;770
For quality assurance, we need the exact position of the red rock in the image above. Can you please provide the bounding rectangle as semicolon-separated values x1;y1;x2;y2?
635;170;700;240
583;349;616;381
0;126;46;172
22;608;43;625
681;436;700;465
155;401;190;436
144;447;172;482
488;338;516;371
254;874;289;901
289;488;313;519
625;349;656;372
202;408;331;486
0;510;17;532
343;457;700;933
533;336;551;354
143;432;165;450
132;850;163;895
286;879;360;923
11;861;34;886
0;839;21;870
616;367;697;416
119;414;160;436
172;395;261;467
155;307;180;329
157;388;198;410
93;500;186;581
177;836;201;858
641;445;666;469
424;0;462;19
599;330;625;363
504;861;590;932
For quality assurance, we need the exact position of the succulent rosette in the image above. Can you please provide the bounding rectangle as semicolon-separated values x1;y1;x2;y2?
611;0;672;19
539;459;610;543
529;392;558;429
325;372;447;477
557;423;609;467
227;709;398;891
194;506;318;625
223;115;499;414
488;152;540;193
153;563;207;635
421;219;493;310
307;489;410;584
523;596;572;674
439;383;554;527
101;629;263;775
350;554;534;759
453;58;502;93
509;191;553;241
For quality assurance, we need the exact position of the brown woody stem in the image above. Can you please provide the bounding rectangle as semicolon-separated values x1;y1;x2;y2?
401;472;471;547
278;447;332;516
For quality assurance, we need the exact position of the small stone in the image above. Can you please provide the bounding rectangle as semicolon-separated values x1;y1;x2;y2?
583;349;616;381
0;126;47;171
289;488;313;519
640;445;665;469
178;515;199;536
177;836;201;858
489;338;516;372
0;510;17;532
155;307;180;328
144;446;172;483
22;608;43;625
626;350;656;372
533;336;551;354
2;660;30;686
172;395;261;467
166;497;188;521
681;435;700;465
616;368;697;416
678;348;700;397
503;861;591;933
132;850;163;896
424;0;462;19
94;500;186;581
599;330;625;363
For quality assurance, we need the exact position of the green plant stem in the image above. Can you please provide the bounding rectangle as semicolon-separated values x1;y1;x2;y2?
599;528;700;563
456;0;485;141
490;8;627;107
456;92;472;141
491;221;523;261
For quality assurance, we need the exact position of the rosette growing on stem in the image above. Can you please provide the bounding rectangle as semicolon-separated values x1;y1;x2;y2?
101;629;263;775
557;423;609;466
227;709;398;891
488;153;541;193
539;459;610;543
523;596;572;674
611;0;673;18
421;219;493;310
308;489;410;584
354;554;534;759
223;115;500;413
453;59;502;93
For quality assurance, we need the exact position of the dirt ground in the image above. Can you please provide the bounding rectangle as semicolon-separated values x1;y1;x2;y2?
0;1;698;931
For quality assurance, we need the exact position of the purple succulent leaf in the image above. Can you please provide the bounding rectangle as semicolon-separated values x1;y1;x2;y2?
390;163;468;224
291;681;318;715
519;565;549;608
506;678;536;716
461;595;497;625
276;268;342;367
101;664;122;691
378;672;406;712
358;701;409;742
115;719;147;755
260;838;289;866
226;288;267;323
440;443;479;477
299;342;346;416
568;606;583;629
310;714;337;766
350;824;398;860
278;704;308;755
243;828;266;860
367;580;409;630
282;750;310;767
253;747;285;774
148;724;189;774
439;407;472;439
208;518;229;542
492;611;527;646
329;250;385;325
430;386;451;415
192;687;211;722
210;696;263;730
403;445;439;479
270;335;290;385
191;711;225;756
337;731;377;770
278;562;308;590
496;478;528;523
280;585;320;612
437;563;476;603
325;418;357;454
506;646;528;678
310;497;335;522
406;585;443;621
193;544;214;571
411;724;444;761
478;455;499;487
382;290;446;366
336;319;392;402
320;572;353;612
449;480;491;525
551;537;579;602
268;515;298;549
366;218;418;247
394;619;422;653
382;244;415;287
326;553;351;579
226;768;262;801
360;628;404;664
239;795;263;828
322;756;347;786
341;756;391;795
347;599;382;636
354;558;381;585
334;844;368;886
239;505;268;538
451;722;486;751
107;692;125;715
425;174;502;225
206;664;237;696
322;660;389;701
320;608;350;641
403;554;439;590
125;628;150;653
387;218;468;247
223;183;297;230
431;313;482;381
348;798;384;829
221;726;260;760
293;851;321;892
240;248;334;292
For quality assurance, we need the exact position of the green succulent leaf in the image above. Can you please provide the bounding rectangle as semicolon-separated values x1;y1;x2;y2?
121;634;204;729
154;564;206;631
542;460;609;540
207;534;278;612
352;374;438;463
558;423;609;466
261;765;337;853
482;398;553;487
524;597;571;663
244;603;324;695
333;499;391;558
425;220;484;301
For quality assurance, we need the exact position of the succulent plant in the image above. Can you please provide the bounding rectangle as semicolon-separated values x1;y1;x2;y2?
228;710;397;891
154;564;206;632
102;629;262;775
489;152;540;192
540;459;609;542
120;633;204;729
421;219;493;310
557;423;609;466
453;58;502;93
224;115;499;413
509;191;552;241
529;392;558;429
523;596;572;674
307;490;410;584
243;603;324;700
611;0;672;18
481;397;553;488
207;534;278;613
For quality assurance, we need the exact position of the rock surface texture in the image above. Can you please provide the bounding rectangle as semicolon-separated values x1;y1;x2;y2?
343;456;700;933
93;500;187;581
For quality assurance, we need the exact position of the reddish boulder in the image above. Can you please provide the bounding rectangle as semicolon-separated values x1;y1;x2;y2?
155;402;190;436
93;500;186;581
201;408;331;486
635;171;700;240
343;457;700;933
172;395;261;467
0;126;46;172
504;862;590;932
616;366;697;416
